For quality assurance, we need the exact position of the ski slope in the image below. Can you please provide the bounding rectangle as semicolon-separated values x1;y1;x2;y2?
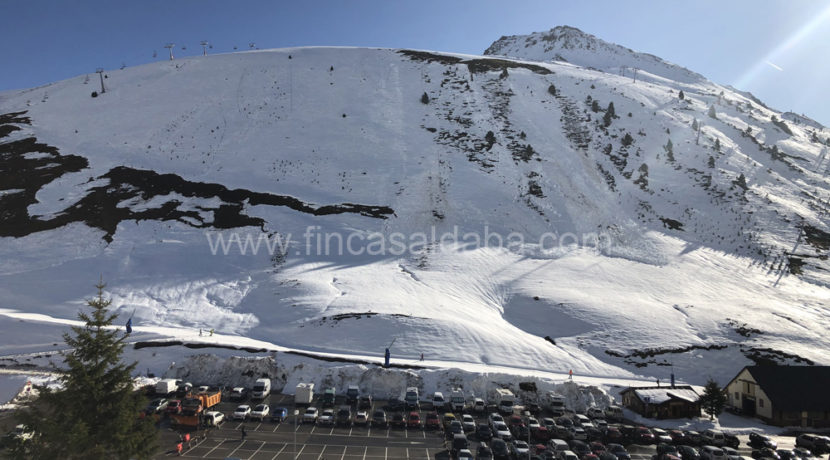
1;27;830;388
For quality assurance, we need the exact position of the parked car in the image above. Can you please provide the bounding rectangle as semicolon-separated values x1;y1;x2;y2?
570;427;588;441
358;395;373;410
354;411;369;426
559;450;579;460
425;412;441;430
491;439;511;460
489;413;505;428
145;398;168;414
587;407;605;419
477;444;494;460
669;430;687;445
721;448;740;460
390;412;406;428
337;406;353;426
270;407;288;423
302;406;319;423
792;448;814;459
604;427;625;445
433;392;446;411
512;440;531;458
751;449;780;460
457;449;474;460
477;424;494;442
407;411;421;429
204;411;224;427
570;440;591;458
461;414;476;433
700;446;727;460
250;404;270;421
346;385;360;403
166;399;182;415
796;435;829;455
318;408;335;426
449;421;464;436
776;450;797;460
493;422;512;441
473;398;486;413
724;434;740;449
372;409;387;427
635;427;656;445
655;444;681;460
233;404;251;420
443;413;458;430
229;387;248;401
451;434;470;457
749;434;778;450
590;441;607;456
654;429;674;445
607;444;631;460
701;430;726;447
684;431;702;446
677;445;701;460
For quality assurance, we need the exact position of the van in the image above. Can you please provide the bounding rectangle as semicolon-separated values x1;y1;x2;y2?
494;389;515;415
155;379;177;396
295;382;314;405
252;378;271;399
346;385;360;403
548;392;566;416
404;387;419;409
450;388;466;412
604;405;623;421
433;391;446;410
559;450;579;460
473;398;486;413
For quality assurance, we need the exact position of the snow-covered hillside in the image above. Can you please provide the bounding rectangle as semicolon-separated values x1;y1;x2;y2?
2;27;830;387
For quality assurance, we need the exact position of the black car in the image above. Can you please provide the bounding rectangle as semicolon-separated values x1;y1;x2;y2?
607;444;631;460
359;395;373;409
752;448;781;460
491;439;511;460
677;445;700;460
570;440;591;457
451;434;469;457
749;434;778;450
390;412;406;428
477;424;493;442
477;444;494;460
372;409;387;427
336;406;352;426
777;450;798;460
386;399;406;412
724;434;740;449
683;431;702;446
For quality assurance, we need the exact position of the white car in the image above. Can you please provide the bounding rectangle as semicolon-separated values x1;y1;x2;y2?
570;426;588;441
493;422;512;441
303;406;319;423
461;414;476;432
527;417;541;429
354;411;369;426
317;408;335;426
204;411;224;426
233;404;251;420
250;404;270;421
560;450;579;460
489;413;504;428
457;449;474;460
473;398;486;412
586;407;605;419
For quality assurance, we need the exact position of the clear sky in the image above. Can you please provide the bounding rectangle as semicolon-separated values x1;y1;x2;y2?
2;0;829;125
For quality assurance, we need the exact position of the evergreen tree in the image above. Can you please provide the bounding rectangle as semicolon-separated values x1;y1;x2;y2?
714;138;721;152
664;138;675;162
678;90;685;100
603;102;616;127
692;119;699;131
708;156;716;168
13;281;157;460
621;132;634;147
699;378;727;420
499;67;509;79
591;99;600;113
420;92;429;104
708;105;717;119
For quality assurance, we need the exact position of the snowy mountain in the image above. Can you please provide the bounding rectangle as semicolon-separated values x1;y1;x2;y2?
484;25;706;84
2;29;830;387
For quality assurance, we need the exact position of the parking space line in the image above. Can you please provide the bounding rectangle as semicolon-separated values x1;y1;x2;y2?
227;440;246;458
297;443;307;458
339;445;347;460
349;426;353;437
384;447;387;460
318;444;327;460
254;422;262;431
202;439;224;458
272;422;281;433
269;442;287;460
406;447;410;459
246;440;266;460
362;446;368;460
425;448;429;459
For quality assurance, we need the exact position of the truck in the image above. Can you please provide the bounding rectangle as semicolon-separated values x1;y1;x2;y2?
450;388;466;412
295;382;314;405
252;378;271;399
494;388;515;415
171;389;221;427
155;379;177;396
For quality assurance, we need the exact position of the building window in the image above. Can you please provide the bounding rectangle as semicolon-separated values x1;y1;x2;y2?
734;391;739;399
759;399;764;408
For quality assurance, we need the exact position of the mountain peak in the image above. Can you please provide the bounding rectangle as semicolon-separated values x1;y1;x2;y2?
484;25;705;84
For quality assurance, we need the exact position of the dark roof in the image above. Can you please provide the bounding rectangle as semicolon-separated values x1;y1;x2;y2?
746;366;830;411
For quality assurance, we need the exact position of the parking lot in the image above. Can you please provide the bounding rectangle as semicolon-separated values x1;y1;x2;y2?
152;391;804;460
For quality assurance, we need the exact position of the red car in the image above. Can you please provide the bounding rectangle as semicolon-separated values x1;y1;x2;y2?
166;399;182;415
425;412;441;430
407;411;421;428
635;427;655;444
532;425;551;442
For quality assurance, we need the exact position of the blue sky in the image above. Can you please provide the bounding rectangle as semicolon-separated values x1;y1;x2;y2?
2;0;830;124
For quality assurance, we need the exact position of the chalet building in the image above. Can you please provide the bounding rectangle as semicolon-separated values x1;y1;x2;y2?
619;385;701;419
724;366;830;427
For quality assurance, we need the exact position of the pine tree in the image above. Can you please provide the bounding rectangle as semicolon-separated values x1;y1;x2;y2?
547;84;556;96
664;138;675;162
678;90;685;100
420;92;429;104
14;280;157;460
603;102;616;127
714;138;721;152
700;378;727;420
591;99;600;113
692;119;699;131
708;156;716;168
499;67;509;79
708;105;717;119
